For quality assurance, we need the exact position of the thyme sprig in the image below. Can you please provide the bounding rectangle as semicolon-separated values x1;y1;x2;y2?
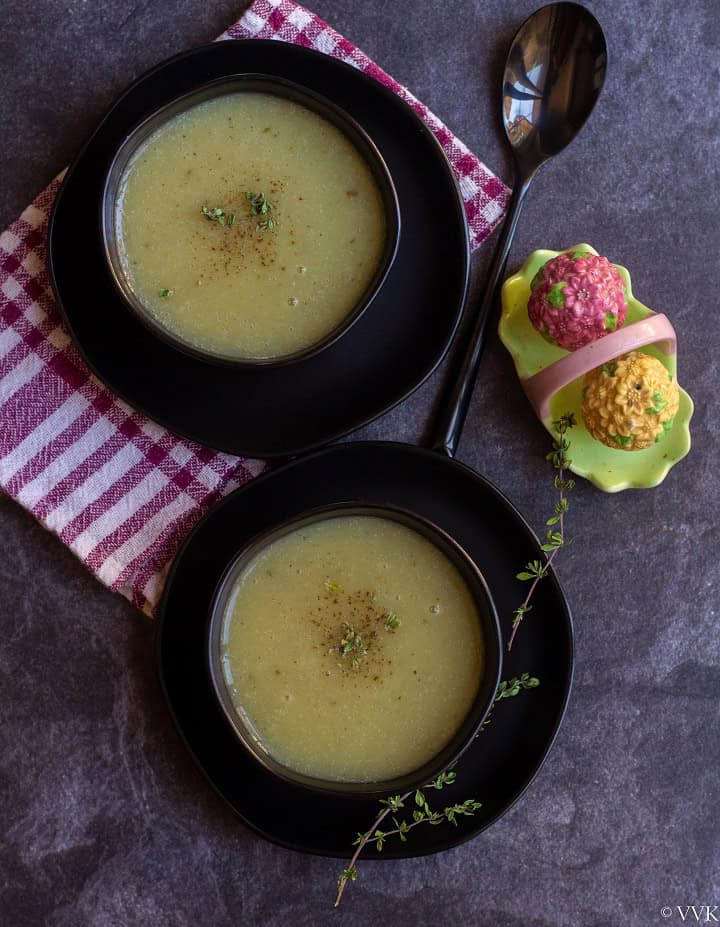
507;413;576;651
334;674;539;906
357;778;481;851
335;773;470;907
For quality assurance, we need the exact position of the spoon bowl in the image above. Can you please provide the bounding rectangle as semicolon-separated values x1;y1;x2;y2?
503;2;608;173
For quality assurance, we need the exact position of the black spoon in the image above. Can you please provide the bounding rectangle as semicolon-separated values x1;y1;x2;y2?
431;1;608;457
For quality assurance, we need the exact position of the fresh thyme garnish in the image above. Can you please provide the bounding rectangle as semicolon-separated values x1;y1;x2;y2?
200;194;277;230
477;673;540;733
496;672;540;699
334;675;540;906
158;288;172;298
339;623;367;669
246;191;277;231
201;205;235;226
324;583;400;671
508;413;575;650
336;773;475;906
384;612;401;632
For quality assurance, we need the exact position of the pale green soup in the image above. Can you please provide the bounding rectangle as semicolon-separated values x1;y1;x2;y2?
117;92;386;360
220;516;484;783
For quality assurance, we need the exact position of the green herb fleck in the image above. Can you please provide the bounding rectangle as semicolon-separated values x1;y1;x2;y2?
158;288;172;298
339;623;366;668
612;434;634;447
602;362;618;377
384;612;401;632
246;191;276;231
324;580;342;594
201;205;235;226
547;282;568;308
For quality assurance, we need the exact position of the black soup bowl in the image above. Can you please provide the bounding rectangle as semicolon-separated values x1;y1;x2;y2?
100;74;401;368
206;503;503;799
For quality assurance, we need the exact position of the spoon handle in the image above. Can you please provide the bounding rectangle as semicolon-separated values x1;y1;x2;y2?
428;172;533;458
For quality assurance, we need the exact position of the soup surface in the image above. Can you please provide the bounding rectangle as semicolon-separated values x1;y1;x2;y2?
116;91;386;360
220;515;484;783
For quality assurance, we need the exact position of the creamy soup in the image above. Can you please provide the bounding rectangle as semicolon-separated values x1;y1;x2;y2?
219;516;484;783
116;92;386;360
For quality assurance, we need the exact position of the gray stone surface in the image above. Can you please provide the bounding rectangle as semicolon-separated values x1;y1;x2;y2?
1;1;718;924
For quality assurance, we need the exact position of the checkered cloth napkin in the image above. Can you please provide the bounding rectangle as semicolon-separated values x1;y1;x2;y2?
0;0;509;616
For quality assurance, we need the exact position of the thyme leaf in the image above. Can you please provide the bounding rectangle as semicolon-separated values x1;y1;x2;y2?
201;205;235;226
246;191;277;231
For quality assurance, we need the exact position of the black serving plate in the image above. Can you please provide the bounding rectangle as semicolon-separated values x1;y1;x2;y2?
48;40;470;458
157;442;573;858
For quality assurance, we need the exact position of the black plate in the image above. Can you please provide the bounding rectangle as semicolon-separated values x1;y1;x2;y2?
157;442;573;858
48;41;470;458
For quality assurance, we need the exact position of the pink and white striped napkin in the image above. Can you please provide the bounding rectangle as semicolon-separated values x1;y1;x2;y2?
0;0;509;616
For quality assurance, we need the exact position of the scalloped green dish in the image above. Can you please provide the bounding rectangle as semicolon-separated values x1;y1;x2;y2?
499;244;693;492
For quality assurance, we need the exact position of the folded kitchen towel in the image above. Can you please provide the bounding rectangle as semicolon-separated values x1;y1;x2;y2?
0;0;509;616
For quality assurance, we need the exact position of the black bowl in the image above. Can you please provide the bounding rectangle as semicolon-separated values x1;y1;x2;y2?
100;74;401;367
206;502;502;799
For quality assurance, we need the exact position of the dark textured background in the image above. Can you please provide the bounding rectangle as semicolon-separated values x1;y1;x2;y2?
1;2;718;925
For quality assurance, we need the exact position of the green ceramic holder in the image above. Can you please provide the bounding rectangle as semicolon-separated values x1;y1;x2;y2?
499;244;693;492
